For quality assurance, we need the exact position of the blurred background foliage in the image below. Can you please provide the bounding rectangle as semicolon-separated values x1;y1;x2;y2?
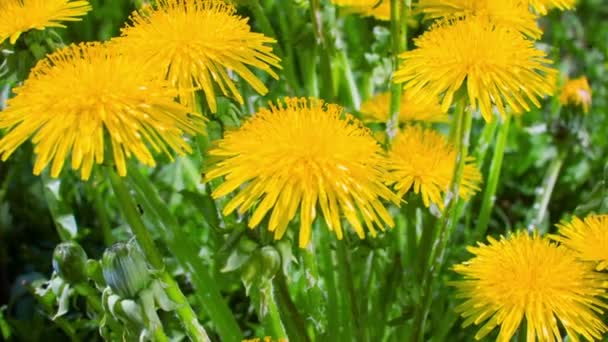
0;0;606;340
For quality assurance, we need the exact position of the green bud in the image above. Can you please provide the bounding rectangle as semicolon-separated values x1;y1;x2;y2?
52;241;88;284
102;243;151;299
258;246;281;278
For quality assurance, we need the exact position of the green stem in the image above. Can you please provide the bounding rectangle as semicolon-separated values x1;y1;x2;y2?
473;113;511;240
530;151;566;230
126;167;243;342
310;0;335;101
412;100;472;342
302;241;323;338
335;241;364;342
108;170;210;342
387;0;408;142
93;188;114;246
266;285;288;340
318;234;340;341
274;272;310;342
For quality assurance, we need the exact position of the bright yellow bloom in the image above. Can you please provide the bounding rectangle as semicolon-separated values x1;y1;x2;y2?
205;98;400;248
416;0;542;38
551;215;608;270
453;232;608;342
117;0;280;113
529;0;576;15
360;91;448;124
331;0;391;21
0;42;204;180
559;76;592;113
388;126;481;209
394;16;557;123
0;0;91;44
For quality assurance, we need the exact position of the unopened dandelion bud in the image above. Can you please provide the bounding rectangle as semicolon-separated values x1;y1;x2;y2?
258;246;281;278
102;243;151;299
52;241;88;284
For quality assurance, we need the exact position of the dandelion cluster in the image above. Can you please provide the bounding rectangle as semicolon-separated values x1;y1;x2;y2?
453;232;608;342
394;16;557;122
205;98;400;248
388;126;481;209
117;0;281;113
0;42;204;180
0;0;91;44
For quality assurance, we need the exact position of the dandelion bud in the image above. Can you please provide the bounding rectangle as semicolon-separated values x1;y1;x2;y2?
258;246;281;278
102;243;151;299
52;241;88;284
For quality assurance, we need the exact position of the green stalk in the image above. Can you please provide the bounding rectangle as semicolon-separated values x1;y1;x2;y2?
310;0;335;101
92;188;114;246
318;235;340;341
412;100;472;342
335;241;364;342
126;167;243;342
530;151;566;230
274;272;310;342
387;0;408;142
473;113;511;240
108;171;210;342
302;240;323;338
266;285;288;340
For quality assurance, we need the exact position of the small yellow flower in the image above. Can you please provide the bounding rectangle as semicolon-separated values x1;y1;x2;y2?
360;91;448;124
551;215;608;270
453;231;608;342
117;0;281;113
331;0;391;21
394;16;557;123
205;98;400;248
388;126;481;209
0;0;91;44
416;0;542;38
559;76;592;113
0;42;204;180
529;0;576;15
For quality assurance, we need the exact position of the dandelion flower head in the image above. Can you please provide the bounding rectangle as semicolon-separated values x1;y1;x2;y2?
331;0;391;21
0;42;204;180
117;0;281;113
529;0;576;15
394;16;557;123
205;98;400;248
453;231;608;342
0;0;91;44
559;76;591;113
360;91;448;124
416;0;542;38
551;215;608;270
388;125;481;209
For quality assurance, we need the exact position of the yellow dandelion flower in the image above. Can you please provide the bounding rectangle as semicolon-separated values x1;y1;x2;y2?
453;231;608;342
117;0;281;113
388;126;481;209
205;97;400;248
394;16;557;123
551;215;608;270
416;0;542;38
360;91;448;124
0;0;91;44
331;0;391;21
559;76;592;113
529;0;576;15
0;42;204;180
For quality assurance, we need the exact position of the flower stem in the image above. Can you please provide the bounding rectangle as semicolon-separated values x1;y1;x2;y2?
318;232;341;341
473;113;511;240
108;170;210;342
387;0;408;142
530;151;566;230
335;241;365;342
126;167;243;342
412;99;471;342
310;0;335;101
266;285;288;340
273;272;310;342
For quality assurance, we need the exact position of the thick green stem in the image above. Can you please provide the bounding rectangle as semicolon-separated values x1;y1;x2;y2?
274;272;310;342
126;167;243;342
302;240;323;338
310;0;335;101
266;285;288;340
319;234;341;341
530;151;566;230
473;113;511;240
93;189;114;246
335;241;364;342
387;0;408;142
108;171;210;342
412;101;472;342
